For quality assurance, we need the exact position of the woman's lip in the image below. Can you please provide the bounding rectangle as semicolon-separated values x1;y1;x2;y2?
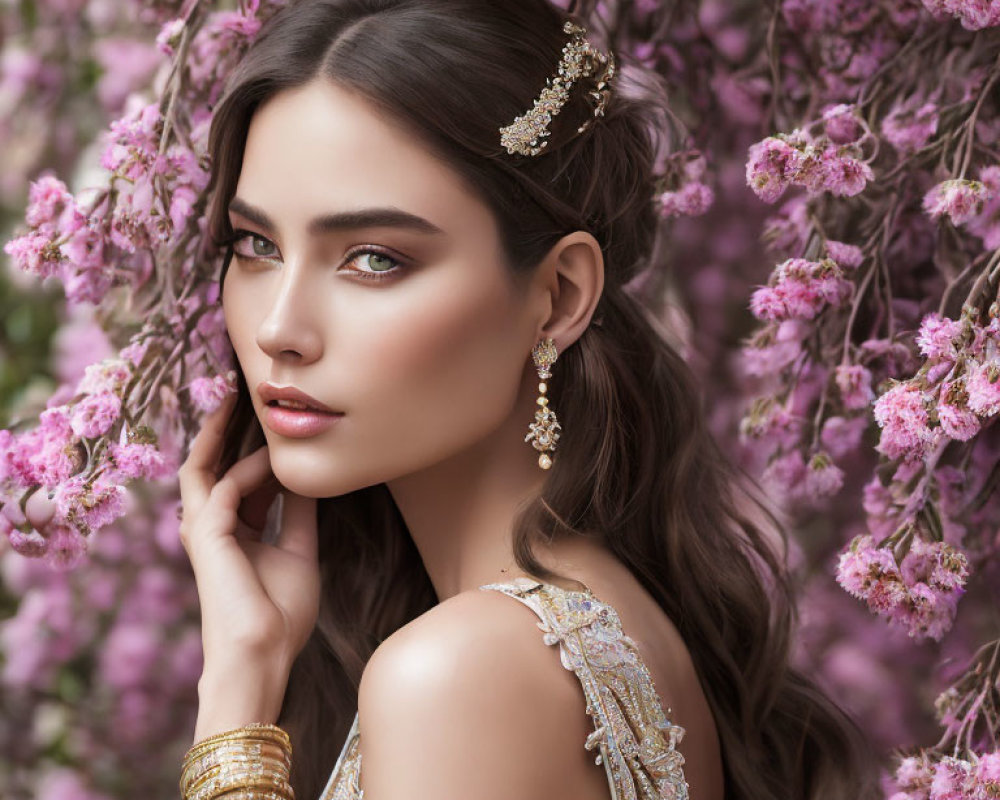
263;405;344;438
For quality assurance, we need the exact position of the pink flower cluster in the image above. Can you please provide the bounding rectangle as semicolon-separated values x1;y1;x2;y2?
920;0;1000;30
657;181;715;217
890;750;1000;799
836;534;969;641
656;151;716;218
746;125;874;203
0;493;203;797
873;314;1000;460
749;256;855;322
187;369;238;413
2;174;113;305
98;100;211;253
0;356;180;568
923;168;1000;249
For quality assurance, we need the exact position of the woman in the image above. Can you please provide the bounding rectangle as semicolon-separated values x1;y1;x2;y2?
176;0;880;798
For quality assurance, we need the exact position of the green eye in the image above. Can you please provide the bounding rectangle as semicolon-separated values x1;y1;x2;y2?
251;236;275;256
367;253;395;271
347;248;404;281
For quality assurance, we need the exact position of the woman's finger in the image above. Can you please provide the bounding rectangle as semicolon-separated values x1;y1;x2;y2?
275;491;318;562
236;473;283;532
178;393;237;513
210;445;274;508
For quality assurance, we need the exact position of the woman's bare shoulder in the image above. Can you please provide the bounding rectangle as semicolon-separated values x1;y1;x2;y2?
355;587;611;800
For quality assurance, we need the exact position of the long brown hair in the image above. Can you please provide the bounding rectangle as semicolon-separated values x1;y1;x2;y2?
204;1;881;797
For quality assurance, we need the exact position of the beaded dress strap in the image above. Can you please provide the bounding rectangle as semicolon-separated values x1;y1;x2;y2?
320;711;362;800
478;576;689;800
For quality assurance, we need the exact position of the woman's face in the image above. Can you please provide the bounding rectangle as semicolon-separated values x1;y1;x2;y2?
221;78;543;498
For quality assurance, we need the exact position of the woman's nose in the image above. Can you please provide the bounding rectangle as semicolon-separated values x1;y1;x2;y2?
254;265;324;363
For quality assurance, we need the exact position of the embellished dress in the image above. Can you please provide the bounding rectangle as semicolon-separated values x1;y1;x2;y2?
320;576;690;800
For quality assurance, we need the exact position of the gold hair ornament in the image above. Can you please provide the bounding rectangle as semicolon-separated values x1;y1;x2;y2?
499;20;616;157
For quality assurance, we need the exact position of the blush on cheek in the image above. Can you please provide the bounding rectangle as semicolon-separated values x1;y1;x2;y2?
345;279;529;477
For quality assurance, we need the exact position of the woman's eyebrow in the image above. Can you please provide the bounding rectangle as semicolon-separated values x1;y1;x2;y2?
228;196;446;236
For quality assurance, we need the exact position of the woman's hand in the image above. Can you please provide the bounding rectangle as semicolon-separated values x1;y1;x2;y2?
177;393;321;739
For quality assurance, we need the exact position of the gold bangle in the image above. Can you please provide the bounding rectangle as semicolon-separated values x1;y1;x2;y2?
190;775;293;800
181;737;292;798
213;790;294;800
182;741;291;792
187;756;291;796
183;728;292;787
184;722;291;760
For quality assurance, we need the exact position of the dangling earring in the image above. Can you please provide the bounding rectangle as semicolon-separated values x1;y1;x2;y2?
524;337;562;470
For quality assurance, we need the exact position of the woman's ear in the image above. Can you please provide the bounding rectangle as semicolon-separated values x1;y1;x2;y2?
530;230;605;352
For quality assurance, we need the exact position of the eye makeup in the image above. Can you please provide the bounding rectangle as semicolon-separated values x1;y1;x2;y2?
218;228;408;282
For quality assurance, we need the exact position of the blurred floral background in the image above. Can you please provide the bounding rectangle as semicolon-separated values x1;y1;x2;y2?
1;0;998;797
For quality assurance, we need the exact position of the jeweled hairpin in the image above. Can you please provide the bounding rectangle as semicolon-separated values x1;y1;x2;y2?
499;20;616;158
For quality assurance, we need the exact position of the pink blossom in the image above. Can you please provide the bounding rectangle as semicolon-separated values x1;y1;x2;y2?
109;441;173;481
739;401;805;447
916;312;963;361
873;382;939;461
120;338;151;368
804;453;845;497
3;232;61;279
821;150;874;197
837;533;967;640
900;538;969;594
43;524;89;571
836;364;876;410
749;285;787;320
836;534;904;603
25;174;72;229
657;181;715;217
54;476;128;534
746;136;795;202
750;258;852;322
930;755;973;798
155;18;185;56
77;358;132;396
923;179;990;226
3;406;81;489
774;276;825;318
825;240;864;269
822;103;863;144
937;399;980;441
70;392;122;439
761;449;807;500
921;0;1000;29
895;752;935;796
965;165;1000;249
965;360;1000;416
188;370;237;413
974;752;1000;792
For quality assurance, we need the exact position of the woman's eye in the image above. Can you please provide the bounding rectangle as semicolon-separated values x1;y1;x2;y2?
232;232;278;259
345;249;404;281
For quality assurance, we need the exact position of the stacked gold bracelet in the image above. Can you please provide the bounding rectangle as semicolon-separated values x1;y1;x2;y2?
180;722;294;800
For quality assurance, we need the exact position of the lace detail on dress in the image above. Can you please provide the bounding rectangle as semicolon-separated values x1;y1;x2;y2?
319;577;689;800
320;712;362;800
479;577;689;800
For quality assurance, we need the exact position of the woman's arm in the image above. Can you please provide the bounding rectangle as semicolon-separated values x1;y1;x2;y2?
175;395;321;798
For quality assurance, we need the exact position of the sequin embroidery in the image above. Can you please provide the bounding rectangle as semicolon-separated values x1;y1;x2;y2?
319;577;689;800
